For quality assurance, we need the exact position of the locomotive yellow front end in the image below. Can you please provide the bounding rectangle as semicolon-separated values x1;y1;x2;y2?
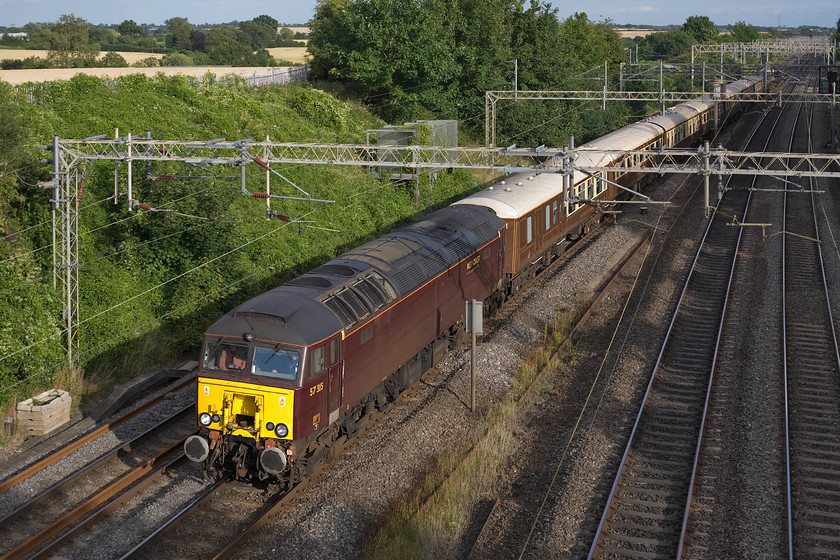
185;377;296;481
184;334;306;484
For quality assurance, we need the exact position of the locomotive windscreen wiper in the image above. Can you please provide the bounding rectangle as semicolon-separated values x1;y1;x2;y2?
264;343;283;364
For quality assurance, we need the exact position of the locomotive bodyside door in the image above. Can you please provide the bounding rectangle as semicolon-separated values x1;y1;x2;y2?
327;335;343;425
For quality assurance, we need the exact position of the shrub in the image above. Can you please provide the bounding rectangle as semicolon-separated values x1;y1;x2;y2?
160;52;194;66
100;52;128;68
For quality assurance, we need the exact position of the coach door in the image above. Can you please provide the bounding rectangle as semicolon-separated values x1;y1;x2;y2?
327;336;343;425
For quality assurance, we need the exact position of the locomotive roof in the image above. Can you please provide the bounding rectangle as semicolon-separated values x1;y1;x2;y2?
204;204;504;345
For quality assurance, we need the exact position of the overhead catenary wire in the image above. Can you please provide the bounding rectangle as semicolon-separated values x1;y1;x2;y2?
0;153;468;374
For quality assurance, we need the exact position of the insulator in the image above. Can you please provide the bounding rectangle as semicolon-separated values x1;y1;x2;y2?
252;193;270;199
276;213;291;222
155;175;174;181
138;202;153;211
251;157;270;169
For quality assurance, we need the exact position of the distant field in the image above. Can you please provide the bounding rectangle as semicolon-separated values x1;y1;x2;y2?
0;47;310;65
615;28;659;38
266;46;309;64
0;49;164;63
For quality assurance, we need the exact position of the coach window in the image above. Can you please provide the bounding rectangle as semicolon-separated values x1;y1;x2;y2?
552;200;558;224
545;205;551;230
308;345;325;379
526;216;533;243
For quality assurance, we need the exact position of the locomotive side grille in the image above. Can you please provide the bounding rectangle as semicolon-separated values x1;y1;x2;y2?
471;222;496;244
446;238;473;259
367;271;397;301
323;295;358;328
392;263;426;294
337;287;371;320
354;278;386;310
420;249;449;276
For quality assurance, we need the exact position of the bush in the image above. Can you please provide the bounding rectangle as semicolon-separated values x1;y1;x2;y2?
132;56;159;68
99;52;128;68
160;52;194;66
1;56;49;69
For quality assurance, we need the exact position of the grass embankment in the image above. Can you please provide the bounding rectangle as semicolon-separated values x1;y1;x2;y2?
364;306;584;558
0;74;489;434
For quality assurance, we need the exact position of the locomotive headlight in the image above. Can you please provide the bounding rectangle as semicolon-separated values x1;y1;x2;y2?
266;422;275;431
199;412;212;426
211;414;221;423
274;423;289;438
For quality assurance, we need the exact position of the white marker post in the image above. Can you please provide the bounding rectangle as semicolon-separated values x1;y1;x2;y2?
465;299;483;413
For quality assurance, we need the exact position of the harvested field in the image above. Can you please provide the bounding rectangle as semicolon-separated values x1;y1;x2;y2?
615;28;659;38
266;46;309;63
0;49;163;64
0;66;301;86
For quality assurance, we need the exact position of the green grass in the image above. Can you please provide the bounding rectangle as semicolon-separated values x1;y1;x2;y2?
363;305;583;557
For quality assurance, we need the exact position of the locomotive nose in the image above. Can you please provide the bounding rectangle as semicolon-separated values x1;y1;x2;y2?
185;435;210;462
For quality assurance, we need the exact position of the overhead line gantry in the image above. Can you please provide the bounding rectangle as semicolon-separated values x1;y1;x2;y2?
44;134;840;366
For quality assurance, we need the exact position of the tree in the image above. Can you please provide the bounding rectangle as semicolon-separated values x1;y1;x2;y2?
730;21;759;43
39;14;100;67
253;15;279;29
682;15;717;44
100;52;128;67
640;29;694;60
239;16;279;49
165;17;193;51
309;0;461;120
204;25;240;51
190;29;206;51
118;19;144;37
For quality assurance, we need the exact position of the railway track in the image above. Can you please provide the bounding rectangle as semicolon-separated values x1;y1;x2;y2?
782;95;840;557
587;88;792;558
0;373;196;498
0;406;196;560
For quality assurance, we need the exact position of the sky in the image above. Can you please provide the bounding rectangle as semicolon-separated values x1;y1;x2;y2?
0;0;837;30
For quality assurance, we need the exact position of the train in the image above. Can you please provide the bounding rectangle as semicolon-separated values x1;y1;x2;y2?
184;74;765;485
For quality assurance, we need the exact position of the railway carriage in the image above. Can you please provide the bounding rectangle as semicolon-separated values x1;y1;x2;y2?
185;74;764;484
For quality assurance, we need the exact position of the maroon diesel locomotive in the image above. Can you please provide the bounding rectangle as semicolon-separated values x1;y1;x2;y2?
184;204;506;484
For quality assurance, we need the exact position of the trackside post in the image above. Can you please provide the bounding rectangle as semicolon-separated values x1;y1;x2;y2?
465;300;483;413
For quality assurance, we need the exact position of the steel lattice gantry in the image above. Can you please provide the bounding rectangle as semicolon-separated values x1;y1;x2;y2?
483;89;837;147
692;40;836;65
49;136;840;365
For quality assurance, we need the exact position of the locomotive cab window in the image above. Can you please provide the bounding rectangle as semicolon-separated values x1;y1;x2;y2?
251;344;300;381
308;345;325;379
203;338;249;373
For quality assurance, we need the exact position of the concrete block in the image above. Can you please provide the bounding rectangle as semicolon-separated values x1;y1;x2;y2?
16;389;71;437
